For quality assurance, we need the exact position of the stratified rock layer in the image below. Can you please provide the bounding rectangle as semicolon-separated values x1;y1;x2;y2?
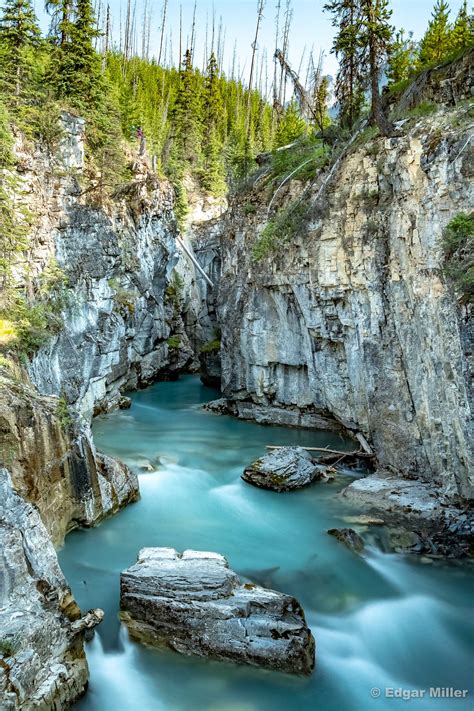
0;469;101;710
218;97;473;500
0;369;139;546
120;548;315;675
242;447;325;491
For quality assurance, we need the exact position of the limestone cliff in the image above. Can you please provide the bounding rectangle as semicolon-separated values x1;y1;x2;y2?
0;468;102;709
217;100;473;500
16;114;195;420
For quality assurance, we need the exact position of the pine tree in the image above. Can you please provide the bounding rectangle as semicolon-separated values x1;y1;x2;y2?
449;0;474;53
359;0;393;136
324;0;365;131
418;0;451;66
169;49;203;169
387;29;418;85
201;52;226;194
45;0;74;46
49;0;102;108
274;100;306;147
314;75;330;135
0;0;40;98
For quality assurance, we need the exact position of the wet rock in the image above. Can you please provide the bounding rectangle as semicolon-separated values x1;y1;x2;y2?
203;398;234;415
0;468;102;710
199;349;221;388
120;548;315;675
328;528;365;554
242;447;327;492
342;515;385;526
118;396;132;409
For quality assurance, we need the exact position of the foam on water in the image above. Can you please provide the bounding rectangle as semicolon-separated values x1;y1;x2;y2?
60;376;474;711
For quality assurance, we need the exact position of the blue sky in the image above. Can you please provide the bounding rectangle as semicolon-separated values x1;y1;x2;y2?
34;0;467;87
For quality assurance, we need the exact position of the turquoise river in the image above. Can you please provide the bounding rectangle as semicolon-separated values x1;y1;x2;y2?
58;376;473;711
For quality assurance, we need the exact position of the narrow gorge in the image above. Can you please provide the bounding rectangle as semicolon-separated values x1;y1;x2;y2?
0;26;473;711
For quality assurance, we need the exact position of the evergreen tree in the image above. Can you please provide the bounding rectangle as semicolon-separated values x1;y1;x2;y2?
314;75;330;135
0;0;40;98
449;0;474;52
324;0;365;131
387;29;418;85
169;49;203;169
274;100;306;147
49;0;102;107
201;53;226;194
418;0;451;66
359;0;393;136
45;0;73;46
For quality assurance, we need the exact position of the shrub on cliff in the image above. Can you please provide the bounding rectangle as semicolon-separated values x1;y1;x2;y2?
443;211;474;302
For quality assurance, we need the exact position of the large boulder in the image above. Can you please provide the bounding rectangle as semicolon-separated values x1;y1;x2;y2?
242;447;327;492
120;548;315;675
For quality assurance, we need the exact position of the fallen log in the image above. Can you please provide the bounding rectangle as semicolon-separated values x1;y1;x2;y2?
266;445;374;459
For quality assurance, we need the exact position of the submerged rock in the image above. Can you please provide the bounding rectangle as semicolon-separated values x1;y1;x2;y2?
0;468;102;710
120;547;315;675
242;447;328;492
328;528;365;554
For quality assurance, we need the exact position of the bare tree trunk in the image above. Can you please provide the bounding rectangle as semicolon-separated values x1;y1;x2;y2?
157;0;168;66
190;0;197;62
102;3;111;73
179;4;183;65
247;0;266;135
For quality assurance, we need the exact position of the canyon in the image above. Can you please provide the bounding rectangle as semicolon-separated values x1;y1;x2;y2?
0;52;472;708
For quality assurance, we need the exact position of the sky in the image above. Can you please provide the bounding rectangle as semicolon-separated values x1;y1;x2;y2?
34;0;468;91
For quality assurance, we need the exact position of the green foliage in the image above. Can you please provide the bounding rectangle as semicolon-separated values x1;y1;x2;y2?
56;394;72;430
443;212;474;302
1;296;62;355
252;199;309;261
167;335;181;350
201;327;221;353
387;29;418;85
0;0;41;101
165;270;184;311
407;101;438;118
324;0;366;130
48;0;102;110
418;0;452;66
0;99;14;166
274;100;306;147
108;277;136;317
449;0;474;52
0;636;18;657
270;135;329;183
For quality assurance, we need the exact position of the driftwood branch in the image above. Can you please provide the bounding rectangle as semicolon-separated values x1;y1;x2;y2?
265;445;374;459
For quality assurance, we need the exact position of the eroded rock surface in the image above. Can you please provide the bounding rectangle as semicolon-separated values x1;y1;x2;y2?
217;96;473;501
0;469;101;710
0;370;139;546
120;547;315;675
242;447;327;491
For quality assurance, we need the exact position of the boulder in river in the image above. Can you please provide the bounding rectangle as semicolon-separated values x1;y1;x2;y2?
328;527;365;553
242;447;329;492
120;547;315;675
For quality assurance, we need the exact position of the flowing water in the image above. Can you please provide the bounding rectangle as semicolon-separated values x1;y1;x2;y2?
59;376;473;711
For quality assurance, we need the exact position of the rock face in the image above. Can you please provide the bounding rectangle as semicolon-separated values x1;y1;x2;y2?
217;98;473;500
0;369;139;546
242;447;326;491
0;468;101;710
9;113;197;420
120;548;315;675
